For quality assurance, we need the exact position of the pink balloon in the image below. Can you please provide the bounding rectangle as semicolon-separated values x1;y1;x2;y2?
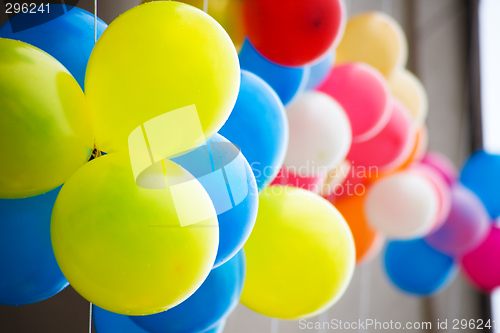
271;167;326;194
411;164;452;232
346;98;416;173
426;184;490;257
461;225;500;292
421;151;458;187
317;63;391;142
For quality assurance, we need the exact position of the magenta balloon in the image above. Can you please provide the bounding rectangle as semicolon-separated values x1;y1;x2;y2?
461;225;500;292
421;152;457;187
317;63;391;142
426;184;490;257
346;98;416;173
411;164;452;232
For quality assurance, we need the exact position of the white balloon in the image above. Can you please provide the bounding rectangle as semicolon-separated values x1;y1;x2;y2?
321;160;351;197
284;91;352;177
364;171;439;239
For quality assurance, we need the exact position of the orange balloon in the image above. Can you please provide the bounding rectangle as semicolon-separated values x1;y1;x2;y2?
333;193;383;264
399;125;428;170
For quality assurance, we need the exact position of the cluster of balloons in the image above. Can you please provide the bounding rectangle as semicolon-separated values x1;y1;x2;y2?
0;0;357;331
3;0;497;331
257;5;500;300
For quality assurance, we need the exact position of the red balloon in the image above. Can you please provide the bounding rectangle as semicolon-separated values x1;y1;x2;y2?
271;167;326;194
461;226;500;292
243;0;345;67
317;63;391;142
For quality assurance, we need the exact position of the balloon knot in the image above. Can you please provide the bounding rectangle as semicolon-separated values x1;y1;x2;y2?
88;145;102;161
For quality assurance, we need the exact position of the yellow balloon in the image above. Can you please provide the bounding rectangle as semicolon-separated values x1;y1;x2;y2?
85;1;240;153
241;186;355;319
0;38;93;199
389;69;428;126
143;0;245;50
336;12;408;78
51;153;219;315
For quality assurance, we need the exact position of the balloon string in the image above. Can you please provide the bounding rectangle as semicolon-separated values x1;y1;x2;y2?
270;318;279;333
89;303;93;333
90;10;96;333
358;263;372;333
447;281;461;333
94;0;97;43
90;0;97;329
317;310;329;333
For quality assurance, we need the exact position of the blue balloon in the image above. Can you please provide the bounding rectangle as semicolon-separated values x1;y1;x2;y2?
93;251;244;333
239;39;309;106
93;306;151;333
219;70;288;191
305;49;335;90
131;250;244;333
172;134;258;267
384;239;457;296
460;150;500;219
93;306;226;333
0;4;107;89
0;187;68;305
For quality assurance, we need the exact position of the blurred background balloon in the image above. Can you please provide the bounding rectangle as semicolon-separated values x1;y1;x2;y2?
143;0;245;50
243;0;346;67
51;153;219;315
398;126;428;170
239;39;309;106
388;69;428;127
0;4;107;89
425;184;490;257
347;98;416;174
0;38;94;199
219;70;288;192
284;91;352;178
305;49;335;90
131;250;245;333
172;134;258;267
85;1;240;153
241;186;355;319
336;11;408;78
461;226;500;292
332;192;383;264
364;171;439;239
410;164;452;232
460;150;500;218
318;63;391;143
422;151;458;187
384;239;457;296
0;187;68;305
